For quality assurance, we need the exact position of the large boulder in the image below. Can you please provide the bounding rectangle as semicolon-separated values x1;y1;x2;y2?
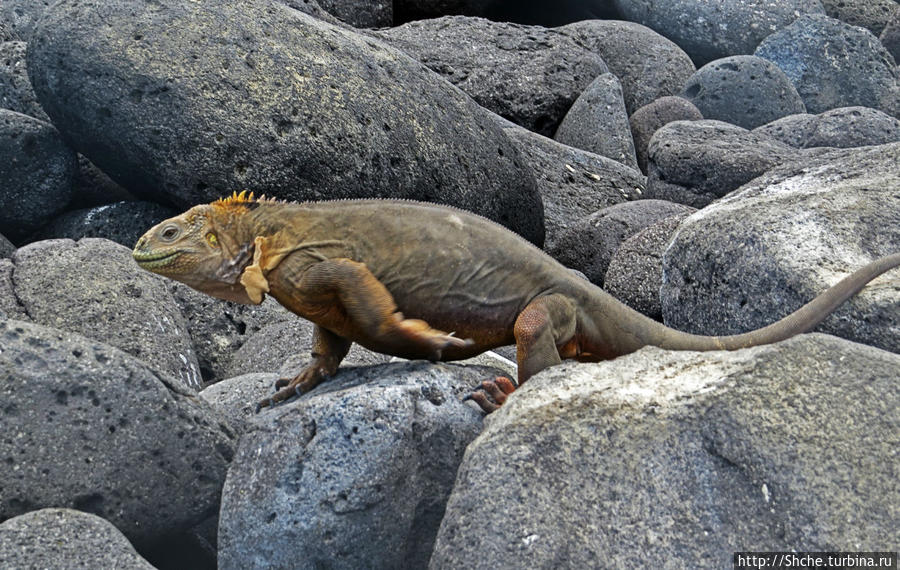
553;73;638;170
755;15;900;118
431;335;900;567
753;106;900;149
547;199;694;286
0;509;154;569
661;143;900;353
558;20;696;114
645;120;800;208
610;0;825;66
604;212;694;321
681;55;806;130
629;96;703;174
0;318;236;548
26;0;544;245
375;16;608;136
217;362;488;570
10;238;204;389
498;121;645;252
0;110;77;243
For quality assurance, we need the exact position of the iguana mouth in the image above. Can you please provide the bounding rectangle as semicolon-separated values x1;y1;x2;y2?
133;250;181;268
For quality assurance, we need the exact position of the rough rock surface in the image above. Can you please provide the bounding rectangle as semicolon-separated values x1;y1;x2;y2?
611;0;826;66
164;286;290;385
645;120;800;208
27;0;544;245
0;41;50;121
218;362;489;570
431;335;900;567
0;1;51;41
10;238;203;389
553;73;638;170
755;15;900;118
681;55;806;130
0;235;13;259
820;0;898;37
499;121;645;252
375;16;608;136
547;199;694;286
0;509;155;569
34;201;177;247
881;9;900;63
753;106;900;149
0;318;236;547
0;110;77;242
604;212;694;320
629;95;703;174
559;19;696;114
661;143;900;353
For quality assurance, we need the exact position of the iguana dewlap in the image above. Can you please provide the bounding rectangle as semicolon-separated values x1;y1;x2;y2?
133;192;900;412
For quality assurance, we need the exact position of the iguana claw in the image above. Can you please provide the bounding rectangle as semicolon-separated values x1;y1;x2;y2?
464;376;517;414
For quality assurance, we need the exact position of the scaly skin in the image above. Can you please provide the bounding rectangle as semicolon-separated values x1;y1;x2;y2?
133;192;900;412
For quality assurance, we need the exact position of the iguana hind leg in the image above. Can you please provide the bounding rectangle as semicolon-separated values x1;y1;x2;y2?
256;325;351;412
467;294;577;413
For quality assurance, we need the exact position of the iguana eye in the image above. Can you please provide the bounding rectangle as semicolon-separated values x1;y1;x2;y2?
160;225;180;241
206;232;219;248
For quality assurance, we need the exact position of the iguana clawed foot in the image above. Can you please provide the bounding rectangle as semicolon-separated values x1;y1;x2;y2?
464;376;517;413
255;363;329;412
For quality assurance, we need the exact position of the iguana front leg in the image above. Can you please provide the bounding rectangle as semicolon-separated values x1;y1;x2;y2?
256;325;350;412
467;294;577;413
256;257;474;410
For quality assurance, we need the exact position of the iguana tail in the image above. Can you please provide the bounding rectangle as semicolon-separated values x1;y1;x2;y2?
639;252;900;352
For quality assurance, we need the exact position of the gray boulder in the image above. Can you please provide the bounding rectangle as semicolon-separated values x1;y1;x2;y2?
27;0;544;245
755;15;900;118
604;212;694;320
0;110;77;242
432;335;900;567
820;0;898;36
661;143;900;353
547;199;694;286
498;121;645;252
0;318;236;547
681;55;806;130
610;0;825;66
10;238;203;389
554;73;638;170
645;120;800;208
0;509;154;569
218;362;489;570
0;41;50;121
34;201;177;247
629;95;703;174
753;106;900;149
559;20;696;114
375;16;608;136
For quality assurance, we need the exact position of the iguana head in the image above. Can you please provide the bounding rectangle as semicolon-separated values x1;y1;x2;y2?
133;192;258;303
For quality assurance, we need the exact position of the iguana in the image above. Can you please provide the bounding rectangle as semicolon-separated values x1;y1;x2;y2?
133;192;900;412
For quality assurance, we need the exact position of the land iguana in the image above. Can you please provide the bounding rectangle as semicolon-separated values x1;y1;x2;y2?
132;192;900;413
